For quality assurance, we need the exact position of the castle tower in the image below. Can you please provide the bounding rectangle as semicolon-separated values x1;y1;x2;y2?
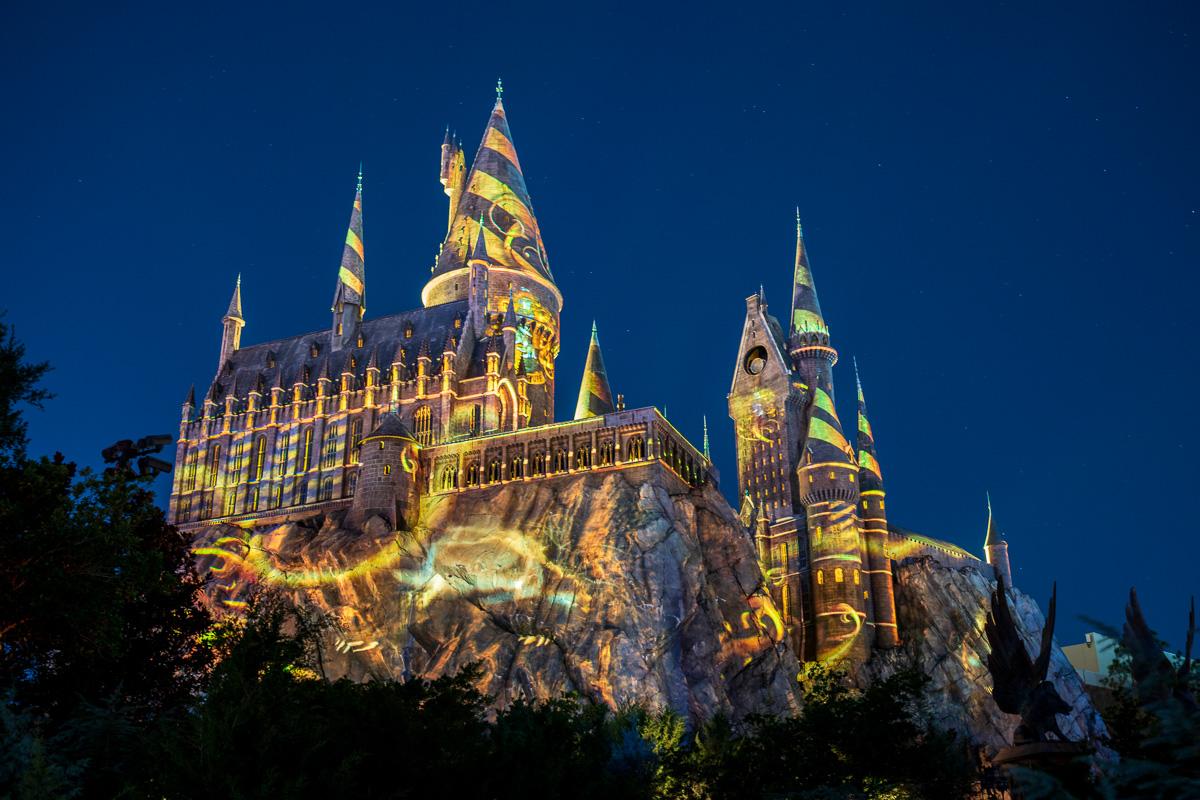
218;274;244;371
422;84;561;425
727;284;807;521
797;386;871;662
855;362;899;648
984;493;1012;587
331;168;365;351
467;217;491;335
574;322;615;419
347;413;421;531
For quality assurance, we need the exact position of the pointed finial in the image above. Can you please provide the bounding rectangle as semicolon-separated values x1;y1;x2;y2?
356;162;363;193
236;272;241;288
795;207;804;237
987;490;992;514
495;77;504;103
759;284;765;302
591;320;598;338
702;415;711;461
853;355;862;394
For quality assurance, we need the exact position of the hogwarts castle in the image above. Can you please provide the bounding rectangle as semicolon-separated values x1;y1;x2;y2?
171;86;1012;668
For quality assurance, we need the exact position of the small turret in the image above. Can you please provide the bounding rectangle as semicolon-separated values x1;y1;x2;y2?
347;413;421;531
331;168;365;351
218;275;244;372
439;128;466;233
855;361;899;648
574;321;615;419
984;493;1013;588
182;384;196;421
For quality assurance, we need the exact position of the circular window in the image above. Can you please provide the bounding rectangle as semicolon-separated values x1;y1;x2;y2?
743;346;768;375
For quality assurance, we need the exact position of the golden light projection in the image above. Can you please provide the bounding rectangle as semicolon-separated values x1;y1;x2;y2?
820;602;867;663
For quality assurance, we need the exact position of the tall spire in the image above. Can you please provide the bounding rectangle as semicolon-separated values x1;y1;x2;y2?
574;321;615;419
855;358;883;492
332;168;365;313
225;273;244;322
789;209;828;343
702;415;711;462
805;385;856;467
424;85;559;308
984;492;1004;547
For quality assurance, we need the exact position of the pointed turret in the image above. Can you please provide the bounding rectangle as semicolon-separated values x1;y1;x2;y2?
789;210;828;343
218;274;245;371
423;85;560;312
332;168;365;350
984;493;1013;587
574;321;615;419
855;359;883;493
702;415;711;462
853;360;899;648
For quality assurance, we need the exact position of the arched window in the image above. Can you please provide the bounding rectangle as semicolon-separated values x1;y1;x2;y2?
626;436;644;461
383;465;392;476
348;418;364;463
466;462;480;487
510;455;523;479
275;431;291;477
318;477;333;502
471;405;483;436
296;478;308;505
300;428;313;472
205;444;221;487
201;494;214;519
224;491;237;517
553;448;568;473
440;465;458;491
344;470;358;496
320;423;340;468
487;458;501;483
853;569;860;585
272;483;283;509
834;567;844;583
183;448;198;491
531;451;545;476
253;435;267;481
414;406;433;446
598;441;614;466
816;569;824;585
575;446;591;469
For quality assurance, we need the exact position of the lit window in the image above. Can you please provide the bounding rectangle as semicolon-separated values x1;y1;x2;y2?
817;570;824;585
853;569;860;585
835;567;844;583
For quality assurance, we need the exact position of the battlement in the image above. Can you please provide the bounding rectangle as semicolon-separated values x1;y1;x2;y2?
422;406;715;494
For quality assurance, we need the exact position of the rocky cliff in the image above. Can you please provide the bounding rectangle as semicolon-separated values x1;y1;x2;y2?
861;556;1109;756
195;466;1105;751
194;464;803;724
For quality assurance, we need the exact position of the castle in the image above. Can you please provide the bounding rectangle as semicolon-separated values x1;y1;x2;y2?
169;86;1011;665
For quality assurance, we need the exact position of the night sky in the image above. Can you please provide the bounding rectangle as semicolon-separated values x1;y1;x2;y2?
3;3;1197;650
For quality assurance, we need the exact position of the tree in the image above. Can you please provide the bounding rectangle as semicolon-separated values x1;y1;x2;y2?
0;318;51;465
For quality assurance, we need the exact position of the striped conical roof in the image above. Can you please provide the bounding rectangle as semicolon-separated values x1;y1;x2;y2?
332;168;365;311
855;360;883;491
789;212;828;340
805;386;855;466
429;95;553;289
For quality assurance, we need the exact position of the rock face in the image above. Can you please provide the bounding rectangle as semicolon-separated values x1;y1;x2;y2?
195;464;803;724
860;556;1109;756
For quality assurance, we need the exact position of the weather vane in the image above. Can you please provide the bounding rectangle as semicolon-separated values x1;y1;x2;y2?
496;77;504;101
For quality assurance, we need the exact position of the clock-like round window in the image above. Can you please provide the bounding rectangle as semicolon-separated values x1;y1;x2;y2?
744;346;768;375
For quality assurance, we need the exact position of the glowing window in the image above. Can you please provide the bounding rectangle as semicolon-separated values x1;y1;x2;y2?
817;570;824;585
414;406;433;446
853;569;860;585
224;492;237;516
383;465;392;477
835;567;844;583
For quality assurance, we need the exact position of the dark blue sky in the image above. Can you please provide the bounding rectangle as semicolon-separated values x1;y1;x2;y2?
3;2;1197;649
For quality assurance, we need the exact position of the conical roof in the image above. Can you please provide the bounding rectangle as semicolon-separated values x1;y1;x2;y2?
332;169;365;311
789;212;828;341
984;493;1005;547
362;412;418;444
224;274;244;322
424;91;556;305
574;321;615;419
855;360;883;491
804;386;855;466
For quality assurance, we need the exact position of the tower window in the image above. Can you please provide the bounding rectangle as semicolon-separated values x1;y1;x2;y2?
817;570;824;585
835;567;844;583
853;569;860;585
743;346;768;375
